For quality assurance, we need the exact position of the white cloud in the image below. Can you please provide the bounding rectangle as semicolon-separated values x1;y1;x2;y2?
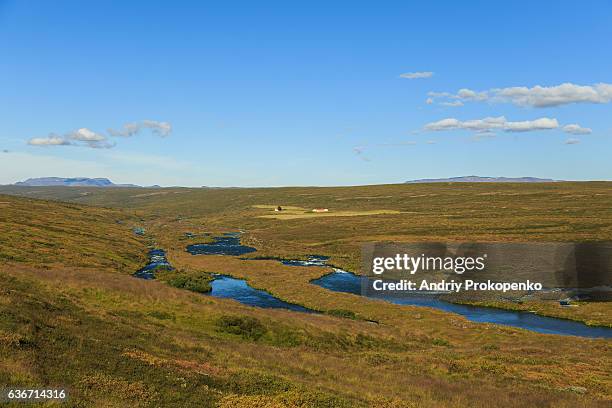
494;83;612;107
107;122;142;137
456;88;488;101
67;128;115;148
565;138;581;145
28;135;72;146
441;100;464;107
427;88;486;105
27;120;171;149
424;116;559;133
504;118;560;132
142;120;172;137
108;120;172;137
400;71;433;79
428;91;452;98
69;128;106;142
427;82;612;107
562;124;592;135
29;128;114;149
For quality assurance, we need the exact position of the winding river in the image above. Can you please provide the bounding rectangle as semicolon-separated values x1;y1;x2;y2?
138;234;611;338
205;274;315;313
134;245;314;313
311;269;612;338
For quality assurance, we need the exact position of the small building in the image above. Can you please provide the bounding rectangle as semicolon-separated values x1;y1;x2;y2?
312;208;329;213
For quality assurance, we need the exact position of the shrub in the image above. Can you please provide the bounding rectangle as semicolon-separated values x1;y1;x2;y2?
216;315;267;340
158;269;213;293
326;309;357;319
432;338;450;347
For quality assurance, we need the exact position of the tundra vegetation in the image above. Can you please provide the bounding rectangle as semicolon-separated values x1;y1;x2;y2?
0;182;611;407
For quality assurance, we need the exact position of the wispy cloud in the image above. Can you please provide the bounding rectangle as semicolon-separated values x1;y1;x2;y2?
562;124;592;135
424;116;559;133
109;120;172;137
28;128;115;149
440;100;464;107
28;134;72;146
427;82;612;107
142;120;172;137
565;138;581;145
428;89;487;104
27;119;171;149
399;71;433;79
107;122;141;137
68;128;116;149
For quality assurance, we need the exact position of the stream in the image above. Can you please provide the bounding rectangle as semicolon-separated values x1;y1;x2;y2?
142;234;611;338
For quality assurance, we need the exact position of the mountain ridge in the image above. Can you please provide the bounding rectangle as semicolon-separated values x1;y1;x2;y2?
13;177;148;188
405;176;558;183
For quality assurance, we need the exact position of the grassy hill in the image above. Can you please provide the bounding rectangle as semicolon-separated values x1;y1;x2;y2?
0;184;611;407
3;182;612;268
0;194;146;271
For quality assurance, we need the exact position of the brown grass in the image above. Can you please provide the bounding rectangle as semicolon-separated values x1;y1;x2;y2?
1;184;611;406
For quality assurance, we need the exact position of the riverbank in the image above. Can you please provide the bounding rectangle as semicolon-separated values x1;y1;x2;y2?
450;298;612;328
253;253;612;328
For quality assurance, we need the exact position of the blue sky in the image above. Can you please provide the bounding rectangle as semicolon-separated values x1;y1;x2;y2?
1;1;611;186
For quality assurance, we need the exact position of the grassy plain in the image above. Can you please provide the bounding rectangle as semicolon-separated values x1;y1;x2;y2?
252;204;402;220
5;181;609;323
0;182;611;406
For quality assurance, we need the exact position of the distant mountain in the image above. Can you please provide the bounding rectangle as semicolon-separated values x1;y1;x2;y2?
13;177;141;187
405;176;558;183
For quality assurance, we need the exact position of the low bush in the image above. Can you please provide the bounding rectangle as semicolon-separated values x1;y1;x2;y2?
158;269;213;293
326;309;357;319
216;315;267;340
